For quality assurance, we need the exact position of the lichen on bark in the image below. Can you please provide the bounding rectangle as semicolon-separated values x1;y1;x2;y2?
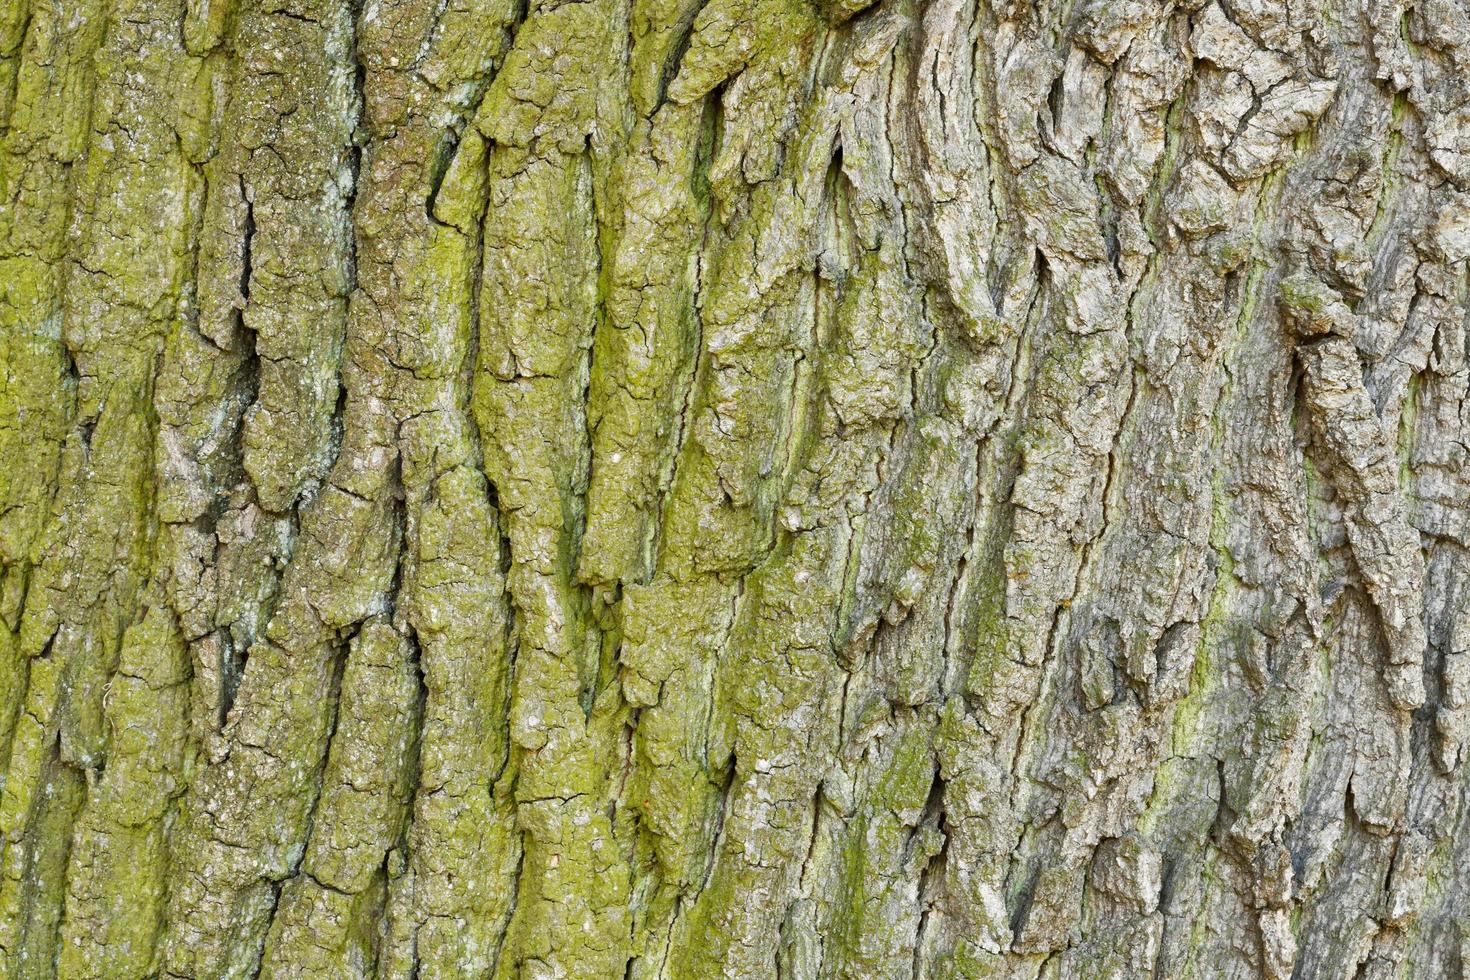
4;0;1470;977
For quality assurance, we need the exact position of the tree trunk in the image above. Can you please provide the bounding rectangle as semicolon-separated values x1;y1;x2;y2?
2;0;1469;976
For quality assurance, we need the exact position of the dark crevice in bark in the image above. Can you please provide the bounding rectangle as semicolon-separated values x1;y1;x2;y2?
487;842;526;977
219;630;246;724
648;79;724;574
654;0;715;113
1008;860;1041;946
421;0;529;221
911;760;949;976
1211;756;1235;845
681;747;739;920
238;176;255;305
0;11;33;135
251;621;359;976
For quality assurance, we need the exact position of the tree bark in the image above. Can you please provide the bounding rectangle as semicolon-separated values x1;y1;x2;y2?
2;0;1469;976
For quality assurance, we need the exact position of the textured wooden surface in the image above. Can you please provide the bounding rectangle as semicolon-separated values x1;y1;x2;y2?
2;0;1470;976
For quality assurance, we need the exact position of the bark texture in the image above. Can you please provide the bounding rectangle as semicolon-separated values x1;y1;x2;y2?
2;0;1470;975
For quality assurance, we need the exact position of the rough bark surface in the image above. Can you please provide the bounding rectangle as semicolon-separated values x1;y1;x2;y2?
2;0;1470;976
